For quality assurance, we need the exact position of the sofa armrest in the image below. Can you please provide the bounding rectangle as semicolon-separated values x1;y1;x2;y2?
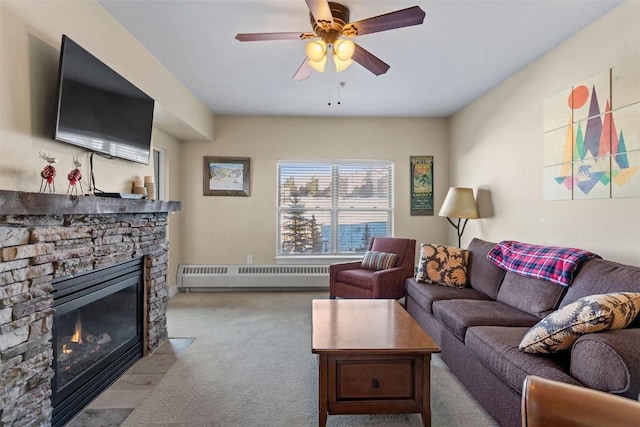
571;328;640;396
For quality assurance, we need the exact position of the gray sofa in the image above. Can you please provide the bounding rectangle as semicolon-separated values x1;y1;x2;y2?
405;238;640;427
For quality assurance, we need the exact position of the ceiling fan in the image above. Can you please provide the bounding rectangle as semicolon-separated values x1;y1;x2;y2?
235;1;426;80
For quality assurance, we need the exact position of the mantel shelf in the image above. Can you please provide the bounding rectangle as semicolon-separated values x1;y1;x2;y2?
0;190;181;216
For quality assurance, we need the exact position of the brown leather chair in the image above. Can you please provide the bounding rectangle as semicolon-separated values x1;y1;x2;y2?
329;236;416;299
522;375;640;427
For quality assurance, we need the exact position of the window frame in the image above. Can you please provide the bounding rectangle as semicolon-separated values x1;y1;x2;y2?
276;159;394;259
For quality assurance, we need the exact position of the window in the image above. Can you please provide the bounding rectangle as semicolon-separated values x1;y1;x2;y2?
277;160;393;256
153;148;165;200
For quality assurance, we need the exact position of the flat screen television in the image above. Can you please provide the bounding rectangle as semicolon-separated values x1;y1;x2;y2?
53;35;154;165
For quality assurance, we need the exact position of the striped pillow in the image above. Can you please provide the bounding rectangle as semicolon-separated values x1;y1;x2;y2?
361;251;399;271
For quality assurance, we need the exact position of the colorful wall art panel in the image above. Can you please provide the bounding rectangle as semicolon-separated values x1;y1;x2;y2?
572;70;610;123
612;59;640;109
543;59;640;200
611;102;640;198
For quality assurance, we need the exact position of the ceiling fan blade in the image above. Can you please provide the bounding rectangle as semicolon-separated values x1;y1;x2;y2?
342;6;426;37
235;32;315;42
351;43;390;76
293;58;314;81
305;0;334;26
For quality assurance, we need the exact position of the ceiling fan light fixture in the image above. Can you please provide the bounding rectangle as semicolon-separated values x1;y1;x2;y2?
334;38;355;61
308;56;327;73
305;40;327;62
333;56;353;72
236;2;426;79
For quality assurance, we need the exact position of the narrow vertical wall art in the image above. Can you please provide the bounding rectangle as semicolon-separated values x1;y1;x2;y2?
410;156;434;215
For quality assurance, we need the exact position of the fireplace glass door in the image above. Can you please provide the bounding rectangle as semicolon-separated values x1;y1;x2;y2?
52;258;143;427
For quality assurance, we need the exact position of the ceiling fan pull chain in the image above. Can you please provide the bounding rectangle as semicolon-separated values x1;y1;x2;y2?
328;53;334;106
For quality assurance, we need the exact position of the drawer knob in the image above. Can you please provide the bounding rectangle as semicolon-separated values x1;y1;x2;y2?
372;378;380;389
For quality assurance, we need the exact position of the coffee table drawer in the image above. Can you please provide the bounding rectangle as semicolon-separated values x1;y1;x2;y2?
336;359;414;400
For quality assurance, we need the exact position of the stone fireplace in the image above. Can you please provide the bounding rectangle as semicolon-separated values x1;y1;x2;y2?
0;190;180;426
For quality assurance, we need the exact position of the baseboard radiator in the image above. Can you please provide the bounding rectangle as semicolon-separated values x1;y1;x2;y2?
177;264;329;290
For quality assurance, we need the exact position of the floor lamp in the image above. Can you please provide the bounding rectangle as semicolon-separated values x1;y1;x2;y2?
439;187;479;248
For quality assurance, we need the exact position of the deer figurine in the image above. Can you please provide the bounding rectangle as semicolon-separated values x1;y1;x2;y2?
39;152;58;193
67;156;84;195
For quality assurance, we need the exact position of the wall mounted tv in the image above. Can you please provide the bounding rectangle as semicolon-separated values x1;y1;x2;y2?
53;35;154;165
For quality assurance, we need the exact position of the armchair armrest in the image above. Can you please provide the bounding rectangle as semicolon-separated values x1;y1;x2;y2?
329;260;362;280
522;375;640;427
371;266;413;299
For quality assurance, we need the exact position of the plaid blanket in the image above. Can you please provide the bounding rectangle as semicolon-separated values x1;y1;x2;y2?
487;240;600;286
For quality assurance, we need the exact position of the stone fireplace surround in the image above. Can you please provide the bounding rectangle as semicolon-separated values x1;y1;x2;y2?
0;190;180;426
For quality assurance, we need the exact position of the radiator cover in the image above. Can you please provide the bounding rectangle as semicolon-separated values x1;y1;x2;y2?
177;264;329;289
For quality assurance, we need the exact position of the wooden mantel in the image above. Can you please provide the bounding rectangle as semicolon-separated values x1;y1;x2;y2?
0;190;181;215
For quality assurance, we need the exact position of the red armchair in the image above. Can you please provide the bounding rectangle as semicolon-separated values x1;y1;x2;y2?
329;237;417;299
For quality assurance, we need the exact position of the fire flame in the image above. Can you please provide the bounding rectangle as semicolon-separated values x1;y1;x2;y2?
71;315;83;344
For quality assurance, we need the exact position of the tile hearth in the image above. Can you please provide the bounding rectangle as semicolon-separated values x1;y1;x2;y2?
67;337;195;427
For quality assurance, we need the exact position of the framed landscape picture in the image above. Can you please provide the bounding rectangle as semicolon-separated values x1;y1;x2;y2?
203;156;250;196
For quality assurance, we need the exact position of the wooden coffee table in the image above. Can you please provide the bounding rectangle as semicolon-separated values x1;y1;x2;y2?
312;299;440;427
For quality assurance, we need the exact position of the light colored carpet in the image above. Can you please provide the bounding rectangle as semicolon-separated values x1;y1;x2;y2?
122;291;498;427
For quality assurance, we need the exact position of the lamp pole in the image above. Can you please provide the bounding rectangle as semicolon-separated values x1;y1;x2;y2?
445;217;469;248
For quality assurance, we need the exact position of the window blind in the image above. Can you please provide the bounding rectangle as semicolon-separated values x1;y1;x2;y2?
277;160;393;255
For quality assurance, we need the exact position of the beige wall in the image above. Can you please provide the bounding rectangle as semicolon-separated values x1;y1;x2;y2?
0;0;212;192
6;0;638;271
0;0;211;283
180;116;449;265
450;1;640;265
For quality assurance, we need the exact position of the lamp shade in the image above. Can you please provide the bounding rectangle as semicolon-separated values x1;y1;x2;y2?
333;56;353;72
334;39;355;61
305;40;327;62
439;187;479;219
308;56;327;72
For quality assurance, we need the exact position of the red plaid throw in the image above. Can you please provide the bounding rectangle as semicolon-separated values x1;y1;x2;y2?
487;240;600;286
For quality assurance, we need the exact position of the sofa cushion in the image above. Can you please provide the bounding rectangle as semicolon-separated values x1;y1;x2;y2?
465;326;581;394
497;272;566;319
466;238;506;299
562;259;640;317
361;250;398;271
432;300;539;342
571;329;640;394
519;292;640;354
404;278;492;315
335;269;375;289
416;244;469;288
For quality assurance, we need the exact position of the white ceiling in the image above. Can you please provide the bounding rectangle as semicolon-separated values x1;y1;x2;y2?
98;0;622;118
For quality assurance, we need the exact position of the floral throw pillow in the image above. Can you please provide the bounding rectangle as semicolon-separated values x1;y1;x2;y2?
415;243;469;288
519;292;640;354
361;251;399;271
